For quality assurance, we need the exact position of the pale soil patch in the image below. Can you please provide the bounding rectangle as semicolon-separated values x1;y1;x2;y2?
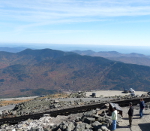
0;96;38;106
86;90;147;97
0;99;33;106
0;96;38;101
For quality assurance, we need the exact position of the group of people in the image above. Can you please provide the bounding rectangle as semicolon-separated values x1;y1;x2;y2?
111;98;145;131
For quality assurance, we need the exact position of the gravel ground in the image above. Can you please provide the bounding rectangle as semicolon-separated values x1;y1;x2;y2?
86;90;147;97
58;97;107;102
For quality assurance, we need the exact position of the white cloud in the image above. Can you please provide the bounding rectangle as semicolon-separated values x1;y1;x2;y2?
1;0;150;21
0;0;150;33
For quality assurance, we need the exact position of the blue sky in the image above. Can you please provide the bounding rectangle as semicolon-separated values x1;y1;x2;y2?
0;0;150;47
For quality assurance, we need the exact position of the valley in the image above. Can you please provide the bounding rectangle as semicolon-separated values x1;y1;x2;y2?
0;49;150;97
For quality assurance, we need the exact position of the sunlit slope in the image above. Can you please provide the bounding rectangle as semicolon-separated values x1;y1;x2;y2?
0;49;150;97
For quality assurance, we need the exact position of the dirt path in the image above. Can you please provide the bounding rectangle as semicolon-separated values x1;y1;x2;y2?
116;107;150;131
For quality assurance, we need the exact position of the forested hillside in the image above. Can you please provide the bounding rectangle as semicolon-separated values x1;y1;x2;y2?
0;49;150;97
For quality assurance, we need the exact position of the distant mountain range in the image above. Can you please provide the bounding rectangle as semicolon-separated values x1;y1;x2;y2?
0;48;150;98
0;47;26;53
1;47;150;67
73;50;150;67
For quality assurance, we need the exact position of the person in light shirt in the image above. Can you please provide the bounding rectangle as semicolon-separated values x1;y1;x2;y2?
111;107;117;131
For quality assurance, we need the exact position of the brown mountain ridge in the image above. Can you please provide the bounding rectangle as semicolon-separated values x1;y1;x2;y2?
73;50;150;67
0;48;150;98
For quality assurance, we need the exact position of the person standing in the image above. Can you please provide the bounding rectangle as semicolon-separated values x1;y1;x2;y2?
111;107;117;131
139;98;145;118
128;102;134;127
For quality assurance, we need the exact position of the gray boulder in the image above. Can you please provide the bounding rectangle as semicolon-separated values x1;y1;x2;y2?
92;121;102;131
84;117;95;124
74;122;86;131
66;122;75;131
101;125;109;131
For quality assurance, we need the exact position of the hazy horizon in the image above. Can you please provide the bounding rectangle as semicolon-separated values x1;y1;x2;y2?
0;43;150;55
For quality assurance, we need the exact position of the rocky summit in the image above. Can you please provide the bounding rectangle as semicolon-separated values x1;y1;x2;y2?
0;109;116;131
0;91;150;131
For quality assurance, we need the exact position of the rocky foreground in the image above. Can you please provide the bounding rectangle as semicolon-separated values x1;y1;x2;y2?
0;92;145;117
0;91;150;131
2;91;148;117
1;108;121;131
2;106;150;131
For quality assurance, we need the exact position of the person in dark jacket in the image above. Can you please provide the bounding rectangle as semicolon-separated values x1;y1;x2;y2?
128;102;134;127
139;98;145;118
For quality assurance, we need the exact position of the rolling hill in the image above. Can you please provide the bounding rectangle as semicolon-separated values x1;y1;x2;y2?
73;50;150;67
0;48;150;98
